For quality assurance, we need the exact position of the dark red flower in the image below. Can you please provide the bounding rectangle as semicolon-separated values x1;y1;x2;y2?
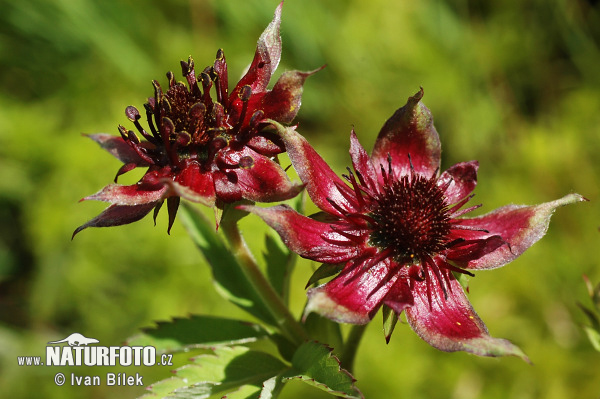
74;3;315;236
242;89;586;358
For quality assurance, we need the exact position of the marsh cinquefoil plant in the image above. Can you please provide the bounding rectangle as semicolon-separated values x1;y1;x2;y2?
75;3;585;398
74;3;315;236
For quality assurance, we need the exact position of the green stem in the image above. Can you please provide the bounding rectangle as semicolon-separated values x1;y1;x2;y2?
340;324;367;374
220;217;308;346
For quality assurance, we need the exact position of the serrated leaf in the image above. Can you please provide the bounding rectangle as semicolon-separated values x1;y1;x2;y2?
283;341;363;399
259;374;285;399
179;203;276;325
140;376;188;398
141;346;289;399
382;305;399;344
305;263;344;288
126;315;269;353
221;384;261;399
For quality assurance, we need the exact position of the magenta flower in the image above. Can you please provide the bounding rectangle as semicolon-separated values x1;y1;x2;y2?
243;89;585;358
74;3;314;236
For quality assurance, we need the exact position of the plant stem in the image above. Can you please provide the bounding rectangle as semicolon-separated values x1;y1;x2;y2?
220;217;308;346
340;324;367;374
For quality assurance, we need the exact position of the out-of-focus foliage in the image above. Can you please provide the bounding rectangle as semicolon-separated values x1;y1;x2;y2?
0;0;598;398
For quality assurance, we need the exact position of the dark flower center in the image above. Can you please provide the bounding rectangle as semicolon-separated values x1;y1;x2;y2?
368;174;451;262
120;53;263;173
163;81;208;144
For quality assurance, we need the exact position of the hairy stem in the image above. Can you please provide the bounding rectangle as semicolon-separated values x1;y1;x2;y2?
220;216;308;346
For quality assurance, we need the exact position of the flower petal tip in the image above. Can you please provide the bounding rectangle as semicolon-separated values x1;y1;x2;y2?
304;287;371;325
462;336;531;363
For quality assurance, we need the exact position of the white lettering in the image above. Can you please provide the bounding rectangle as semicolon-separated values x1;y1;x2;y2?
120;346;131;366
143;347;155;366
109;347;119;367
96;346;109;366
46;347;61;366
60;347;74;366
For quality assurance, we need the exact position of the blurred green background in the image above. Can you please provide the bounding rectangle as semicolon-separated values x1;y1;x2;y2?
1;0;599;397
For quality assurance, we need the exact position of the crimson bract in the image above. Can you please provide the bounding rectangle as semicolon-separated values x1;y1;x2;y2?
244;89;585;359
75;3;313;236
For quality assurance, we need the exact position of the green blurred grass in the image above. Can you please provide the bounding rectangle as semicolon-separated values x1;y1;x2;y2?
1;0;599;398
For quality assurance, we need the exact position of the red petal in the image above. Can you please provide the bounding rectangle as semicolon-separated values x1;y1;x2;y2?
246;133;285;155
82;183;166;205
438;161;479;204
258;68;321;124
215;147;302;203
405;266;529;360
231;2;282;97
305;258;399;324
371;88;441;179
276;125;357;215
446;236;506;263
239;205;360;263
86;133;152;166
240;204;361;264
172;162;216;207
73;203;156;238
349;130;378;192
454;193;586;270
382;278;414;315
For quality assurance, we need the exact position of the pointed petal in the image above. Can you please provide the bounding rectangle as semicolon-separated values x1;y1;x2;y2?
454;193;587;270
233;2;282;97
162;179;215;207
305;259;399;324
382;278;414;315
86;133;152;166
349;130;378;192
258;68;321;124
405;266;529;360
166;196;180;234
82;183;166;205
446;236;506;262
73;203;156;238
273;124;357;215
171;162;216;207
239;204;361;263
246;133;286;155
215;147;302;203
438;161;479;204
371;88;441;178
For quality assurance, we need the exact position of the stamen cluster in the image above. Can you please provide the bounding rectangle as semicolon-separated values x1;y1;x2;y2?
369;174;451;262
118;55;264;178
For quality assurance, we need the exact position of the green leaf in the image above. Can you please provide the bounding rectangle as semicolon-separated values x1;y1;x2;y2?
259;374;285;399
126;315;269;353
283;341;363;399
305;263;344;288
221;384;261;399
303;313;343;352
179;203;275;325
583;326;600;352
577;302;600;331
263;233;291;299
382;305;399;344
263;191;305;304
141;346;289;399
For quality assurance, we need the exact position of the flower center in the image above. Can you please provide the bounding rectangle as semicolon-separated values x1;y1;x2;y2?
368;174;451;262
163;82;209;145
